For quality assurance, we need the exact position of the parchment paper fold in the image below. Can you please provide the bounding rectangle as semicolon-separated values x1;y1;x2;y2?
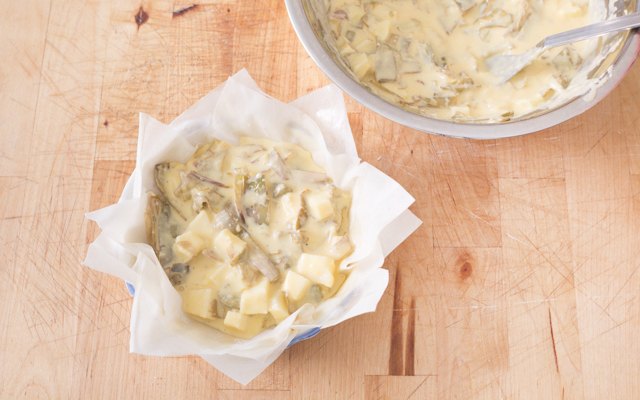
84;70;421;384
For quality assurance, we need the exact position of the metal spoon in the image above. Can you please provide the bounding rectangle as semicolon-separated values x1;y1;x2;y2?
486;12;640;83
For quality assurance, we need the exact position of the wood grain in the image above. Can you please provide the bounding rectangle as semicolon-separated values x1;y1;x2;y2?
1;0;639;399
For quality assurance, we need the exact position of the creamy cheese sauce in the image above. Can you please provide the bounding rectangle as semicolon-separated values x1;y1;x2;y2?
327;0;602;121
145;137;353;338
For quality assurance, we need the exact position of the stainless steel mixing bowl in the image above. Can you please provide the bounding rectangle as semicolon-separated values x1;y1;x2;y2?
286;0;640;139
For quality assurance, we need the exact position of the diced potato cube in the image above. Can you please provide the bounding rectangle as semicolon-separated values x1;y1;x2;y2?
181;288;216;319
337;40;356;57
214;229;247;262
336;36;351;53
206;264;228;285
350;30;377;54
224;310;250;331
329;235;353;260
455;0;477;11
187;210;214;239
296;253;336;287
240;279;271;315
280;192;302;224
345;4;365;22
399;60;422;74
303;190;334;221
243;314;267;336
374;47;397;83
206;265;247;294
396;19;422;35
282;270;312;302
369;20;391;41
346;52;372;79
368;2;392;20
269;292;290;323
174;230;206;262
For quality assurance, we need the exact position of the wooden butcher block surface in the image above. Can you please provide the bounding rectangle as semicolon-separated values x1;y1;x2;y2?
1;0;639;399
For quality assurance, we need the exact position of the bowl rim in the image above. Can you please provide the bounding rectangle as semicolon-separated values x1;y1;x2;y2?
285;0;640;139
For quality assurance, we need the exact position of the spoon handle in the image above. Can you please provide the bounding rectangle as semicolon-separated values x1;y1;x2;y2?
543;12;640;48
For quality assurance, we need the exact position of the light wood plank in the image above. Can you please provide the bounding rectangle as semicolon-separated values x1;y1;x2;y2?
431;248;509;399
365;375;436;400
429;136;502;248
0;0;109;398
0;0;51;177
563;128;640;399
499;178;583;399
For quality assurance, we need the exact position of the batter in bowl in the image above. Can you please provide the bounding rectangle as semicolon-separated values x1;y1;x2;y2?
327;0;611;121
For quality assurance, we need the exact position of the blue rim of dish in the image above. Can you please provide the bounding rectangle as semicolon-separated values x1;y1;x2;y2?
124;282;320;346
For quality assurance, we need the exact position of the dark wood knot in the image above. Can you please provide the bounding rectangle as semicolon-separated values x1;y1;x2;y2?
135;7;149;28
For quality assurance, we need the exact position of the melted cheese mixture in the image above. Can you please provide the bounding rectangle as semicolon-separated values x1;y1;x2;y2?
145;137;353;338
328;0;598;121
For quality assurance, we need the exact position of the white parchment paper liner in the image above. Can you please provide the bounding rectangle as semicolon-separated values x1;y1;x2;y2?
84;70;421;384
